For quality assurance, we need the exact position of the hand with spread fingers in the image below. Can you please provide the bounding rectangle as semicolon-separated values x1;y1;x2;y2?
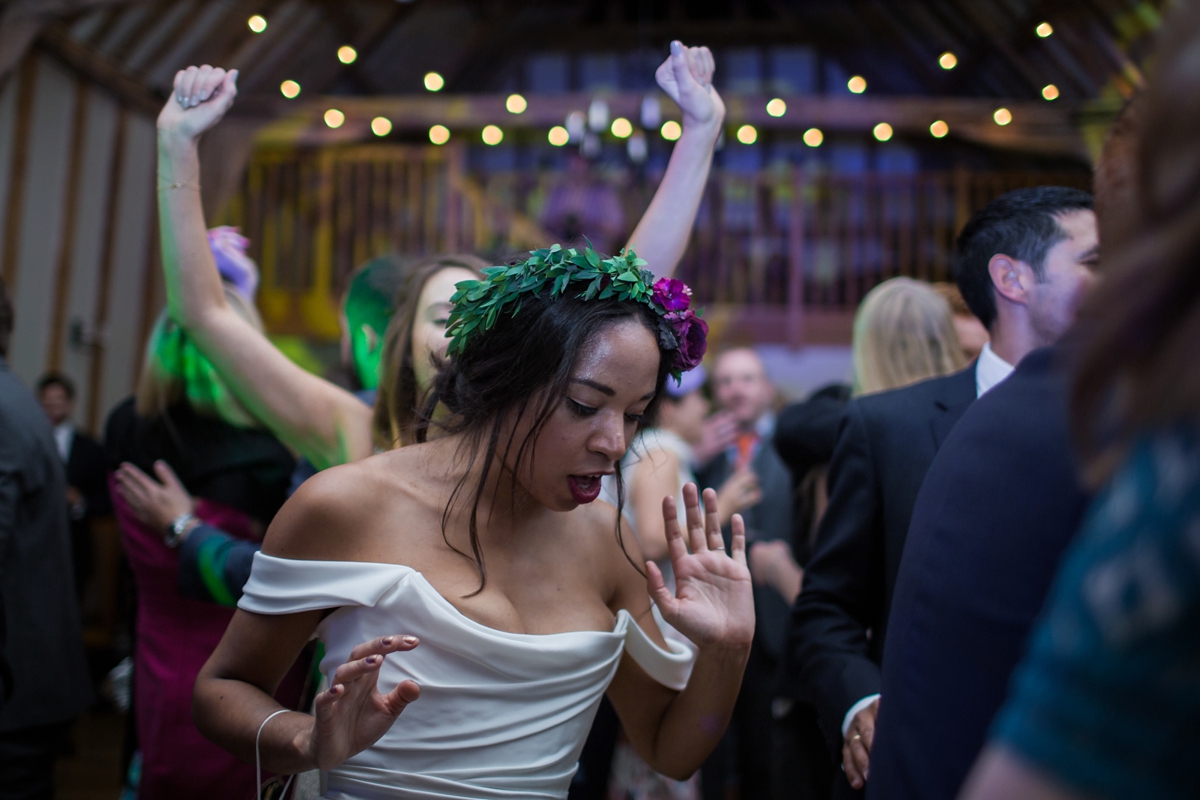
646;483;754;651
157;65;239;145
306;635;423;770
655;41;724;131
844;697;880;790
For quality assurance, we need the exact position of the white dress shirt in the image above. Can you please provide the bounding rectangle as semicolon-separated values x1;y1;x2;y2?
841;344;1016;739
53;422;75;462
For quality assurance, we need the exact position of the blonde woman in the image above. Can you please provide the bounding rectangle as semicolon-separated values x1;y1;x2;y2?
851;277;968;396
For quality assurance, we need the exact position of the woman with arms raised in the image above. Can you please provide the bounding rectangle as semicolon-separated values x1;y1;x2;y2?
157;42;723;469
192;247;754;798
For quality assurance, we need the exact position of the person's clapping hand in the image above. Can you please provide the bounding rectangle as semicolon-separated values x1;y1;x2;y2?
714;466;761;525
692;410;739;467
157;65;238;145
647;483;754;652
305;635;422;770
115;460;195;533
655;41;724;132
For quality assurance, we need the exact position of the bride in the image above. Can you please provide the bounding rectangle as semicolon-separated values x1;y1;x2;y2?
190;247;755;795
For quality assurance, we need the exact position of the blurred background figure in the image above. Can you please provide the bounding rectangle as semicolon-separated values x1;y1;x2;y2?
852;278;968;396
0;277;93;798
696;347;799;800
104;272;305;799
933;282;990;360
37;372;110;599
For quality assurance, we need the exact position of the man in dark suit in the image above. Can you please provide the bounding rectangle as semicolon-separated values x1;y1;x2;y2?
37;372;110;597
783;186;1096;797
697;347;800;800
865;206;1101;799
0;279;94;795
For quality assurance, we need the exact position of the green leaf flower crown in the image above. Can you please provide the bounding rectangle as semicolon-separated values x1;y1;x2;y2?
445;244;708;379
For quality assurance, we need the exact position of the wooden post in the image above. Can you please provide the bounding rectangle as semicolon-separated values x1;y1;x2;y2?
786;167;806;348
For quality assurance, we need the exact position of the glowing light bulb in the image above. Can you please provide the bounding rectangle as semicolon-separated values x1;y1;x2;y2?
1036;22;1053;37
848;75;867;94
371;117;392;137
548;126;569;146
994;107;1013;126
424;72;444;92
660;120;682;141
766;98;787;117
873;122;893;141
930;120;949;138
482;125;503;145
247;15;267;33
428;125;450;145
939;52;958;70
506;93;527;114
1042;84;1060;101
324;109;344;129
803;128;823;147
610;117;633;138
280;80;300;99
736;124;758;145
337;45;357;65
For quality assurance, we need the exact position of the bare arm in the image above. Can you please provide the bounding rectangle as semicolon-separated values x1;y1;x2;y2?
628;447;682;563
157;66;373;470
192;470;421;772
959;748;1093;800
606;484;754;779
625;42;723;279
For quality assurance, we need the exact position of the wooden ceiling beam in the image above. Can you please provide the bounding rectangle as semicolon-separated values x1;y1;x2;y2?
248;90;1087;158
0;0;138;83
37;21;162;115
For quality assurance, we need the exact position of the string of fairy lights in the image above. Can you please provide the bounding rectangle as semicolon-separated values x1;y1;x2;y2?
247;13;1063;150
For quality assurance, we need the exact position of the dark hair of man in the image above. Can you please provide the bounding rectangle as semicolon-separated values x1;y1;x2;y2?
419;289;673;595
37;372;76;399
953;186;1094;329
1071;1;1200;486
0;277;11;358
373;254;489;449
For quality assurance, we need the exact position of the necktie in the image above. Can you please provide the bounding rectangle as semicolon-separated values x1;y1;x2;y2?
735;432;759;471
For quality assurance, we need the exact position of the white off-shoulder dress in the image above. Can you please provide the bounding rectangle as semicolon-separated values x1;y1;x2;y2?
239;554;697;799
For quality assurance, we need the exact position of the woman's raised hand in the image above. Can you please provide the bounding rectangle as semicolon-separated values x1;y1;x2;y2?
306;635;422;770
646;483;754;651
655;41;724;131
157;65;238;143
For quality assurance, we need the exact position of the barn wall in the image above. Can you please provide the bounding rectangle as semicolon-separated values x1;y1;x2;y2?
0;52;161;435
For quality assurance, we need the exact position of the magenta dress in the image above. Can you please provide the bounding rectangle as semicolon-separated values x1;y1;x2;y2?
112;484;305;799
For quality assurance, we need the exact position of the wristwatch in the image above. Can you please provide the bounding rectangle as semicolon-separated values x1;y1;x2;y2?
164;512;198;549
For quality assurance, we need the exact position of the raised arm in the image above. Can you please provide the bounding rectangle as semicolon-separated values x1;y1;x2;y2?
606;484;754;779
625;42;723;279
156;66;372;470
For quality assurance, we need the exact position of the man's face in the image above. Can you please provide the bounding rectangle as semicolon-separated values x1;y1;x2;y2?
1028;209;1100;346
40;385;73;426
712;349;774;428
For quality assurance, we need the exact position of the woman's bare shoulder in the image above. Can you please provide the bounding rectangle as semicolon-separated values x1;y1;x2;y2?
261;448;435;561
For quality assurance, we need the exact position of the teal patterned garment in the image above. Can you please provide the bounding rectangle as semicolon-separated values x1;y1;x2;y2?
991;424;1200;800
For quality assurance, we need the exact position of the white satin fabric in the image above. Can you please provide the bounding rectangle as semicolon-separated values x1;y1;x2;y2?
239;554;696;799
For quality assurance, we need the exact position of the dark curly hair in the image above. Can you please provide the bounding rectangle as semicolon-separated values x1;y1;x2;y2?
419;288;674;594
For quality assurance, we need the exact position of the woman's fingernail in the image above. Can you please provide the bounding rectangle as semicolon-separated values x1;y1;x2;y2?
670;40;683;55
365;656;376;665
404;636;417;645
381;636;393;645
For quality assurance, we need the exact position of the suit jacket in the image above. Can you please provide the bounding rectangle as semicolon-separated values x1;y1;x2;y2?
0;358;93;728
65;429;110;519
867;348;1091;800
784;364;978;748
696;423;794;660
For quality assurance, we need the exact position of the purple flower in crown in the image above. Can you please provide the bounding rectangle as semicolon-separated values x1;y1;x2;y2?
652;277;692;312
207;226;259;301
665;309;708;372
